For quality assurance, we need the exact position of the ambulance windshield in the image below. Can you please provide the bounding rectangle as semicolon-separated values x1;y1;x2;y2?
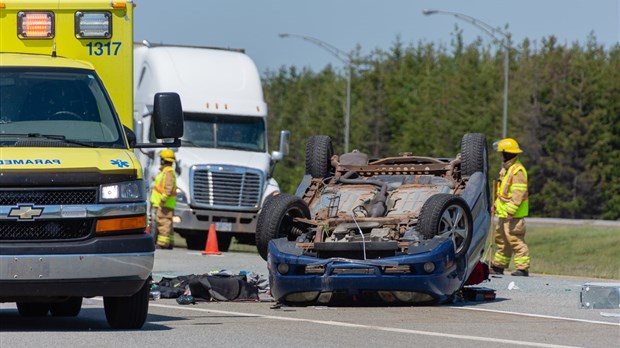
0;68;125;148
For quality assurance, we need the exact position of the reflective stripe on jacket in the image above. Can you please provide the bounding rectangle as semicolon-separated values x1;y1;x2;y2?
494;159;529;218
150;166;177;209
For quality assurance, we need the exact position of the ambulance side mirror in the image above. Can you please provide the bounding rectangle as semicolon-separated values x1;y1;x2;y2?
152;92;184;140
133;93;184;149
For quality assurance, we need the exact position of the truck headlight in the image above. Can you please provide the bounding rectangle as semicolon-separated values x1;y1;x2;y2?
100;180;145;202
176;188;187;204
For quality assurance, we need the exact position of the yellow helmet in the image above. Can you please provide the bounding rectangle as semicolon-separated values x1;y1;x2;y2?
493;138;522;154
160;148;175;162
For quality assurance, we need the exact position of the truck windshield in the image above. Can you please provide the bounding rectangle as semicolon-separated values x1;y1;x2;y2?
179;113;266;152
0;68;125;148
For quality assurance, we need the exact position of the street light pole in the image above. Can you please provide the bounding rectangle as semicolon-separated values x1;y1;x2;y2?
279;33;352;152
423;9;510;138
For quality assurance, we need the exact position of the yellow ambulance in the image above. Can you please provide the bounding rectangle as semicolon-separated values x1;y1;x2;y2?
0;0;183;329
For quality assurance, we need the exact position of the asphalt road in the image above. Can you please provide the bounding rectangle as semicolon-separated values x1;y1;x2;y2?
1;248;618;348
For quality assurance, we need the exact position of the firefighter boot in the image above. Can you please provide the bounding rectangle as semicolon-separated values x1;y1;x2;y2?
511;270;529;277
489;266;505;275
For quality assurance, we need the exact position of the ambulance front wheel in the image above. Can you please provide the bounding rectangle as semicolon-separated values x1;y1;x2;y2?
103;280;149;329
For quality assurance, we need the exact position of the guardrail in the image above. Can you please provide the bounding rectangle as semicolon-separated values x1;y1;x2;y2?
525;217;620;228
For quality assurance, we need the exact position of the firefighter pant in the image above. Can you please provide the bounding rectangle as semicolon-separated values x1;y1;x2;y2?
492;217;530;271
155;206;175;248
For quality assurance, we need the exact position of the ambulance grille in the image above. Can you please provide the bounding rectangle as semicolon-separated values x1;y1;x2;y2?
0;219;94;241
0;189;97;205
191;165;263;211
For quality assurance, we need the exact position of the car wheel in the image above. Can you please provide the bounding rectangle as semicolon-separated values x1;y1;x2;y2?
255;193;310;261
305;135;333;178
16;302;49;317
50;297;82;317
417;193;473;259
104;280;149;329
460;133;487;176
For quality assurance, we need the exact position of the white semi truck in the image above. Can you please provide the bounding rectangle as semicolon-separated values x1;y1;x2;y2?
133;42;289;251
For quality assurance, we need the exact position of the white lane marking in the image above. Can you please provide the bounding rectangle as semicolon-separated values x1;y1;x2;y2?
146;303;579;348
453;306;620;326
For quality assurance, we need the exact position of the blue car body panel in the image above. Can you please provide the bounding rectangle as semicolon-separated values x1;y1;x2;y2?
268;171;491;305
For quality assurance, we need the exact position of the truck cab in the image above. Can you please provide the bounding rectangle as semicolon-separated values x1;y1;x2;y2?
134;43;289;251
0;0;183;329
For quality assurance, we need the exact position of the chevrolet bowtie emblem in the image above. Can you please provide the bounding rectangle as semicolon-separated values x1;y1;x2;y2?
8;205;44;220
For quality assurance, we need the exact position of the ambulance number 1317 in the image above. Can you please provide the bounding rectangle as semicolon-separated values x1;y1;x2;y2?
87;42;122;56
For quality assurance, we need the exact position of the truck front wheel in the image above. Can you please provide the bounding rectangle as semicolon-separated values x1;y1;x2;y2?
184;232;231;252
216;233;232;252
185;234;207;250
104;280;149;329
16;302;49;317
50;297;82;317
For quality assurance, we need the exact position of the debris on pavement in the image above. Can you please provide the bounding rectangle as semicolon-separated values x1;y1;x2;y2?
152;270;270;304
580;282;620;309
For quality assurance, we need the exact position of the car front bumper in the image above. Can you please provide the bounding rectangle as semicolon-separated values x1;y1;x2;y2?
0;234;154;300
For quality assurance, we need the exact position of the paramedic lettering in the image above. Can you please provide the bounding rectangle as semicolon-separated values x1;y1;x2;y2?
0;159;61;165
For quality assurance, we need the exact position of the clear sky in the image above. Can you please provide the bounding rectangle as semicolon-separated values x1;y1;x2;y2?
134;0;620;74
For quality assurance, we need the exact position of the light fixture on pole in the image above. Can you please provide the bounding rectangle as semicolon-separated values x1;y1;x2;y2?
423;9;510;138
279;33;352;153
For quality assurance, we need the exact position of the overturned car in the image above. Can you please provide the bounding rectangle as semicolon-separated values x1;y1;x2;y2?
256;133;491;305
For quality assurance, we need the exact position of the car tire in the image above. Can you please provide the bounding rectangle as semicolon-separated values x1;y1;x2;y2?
460;133;487;176
417;193;473;259
255;193;310;261
16;302;49;317
50;297;82;317
305;135;333;178
104;280;149;329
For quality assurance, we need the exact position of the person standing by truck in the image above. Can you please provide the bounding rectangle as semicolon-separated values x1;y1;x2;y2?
490;138;530;277
151;149;178;249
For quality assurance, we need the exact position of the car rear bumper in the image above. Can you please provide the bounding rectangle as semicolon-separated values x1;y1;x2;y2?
268;237;468;305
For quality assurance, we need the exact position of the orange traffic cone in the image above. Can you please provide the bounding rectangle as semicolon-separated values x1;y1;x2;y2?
202;224;221;255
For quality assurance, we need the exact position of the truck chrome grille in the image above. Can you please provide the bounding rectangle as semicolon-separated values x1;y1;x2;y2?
0;219;94;241
0;189;97;205
191;165;263;210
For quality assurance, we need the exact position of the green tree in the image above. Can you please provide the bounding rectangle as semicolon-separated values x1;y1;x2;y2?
262;34;620;220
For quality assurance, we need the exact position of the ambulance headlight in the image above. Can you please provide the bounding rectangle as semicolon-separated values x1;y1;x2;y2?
17;12;54;39
101;180;146;202
75;12;112;39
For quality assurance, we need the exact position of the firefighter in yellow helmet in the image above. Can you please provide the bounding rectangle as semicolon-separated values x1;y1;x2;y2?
150;148;177;249
490;138;530;276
